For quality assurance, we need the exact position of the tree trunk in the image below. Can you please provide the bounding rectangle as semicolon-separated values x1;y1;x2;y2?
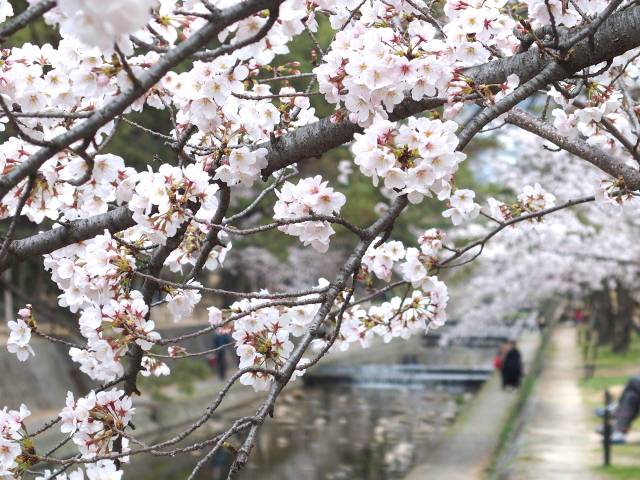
589;284;614;346
612;280;633;354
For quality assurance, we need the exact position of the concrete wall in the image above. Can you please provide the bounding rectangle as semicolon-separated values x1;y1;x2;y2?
0;337;95;411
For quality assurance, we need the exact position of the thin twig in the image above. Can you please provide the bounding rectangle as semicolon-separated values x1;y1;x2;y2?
146;342;234;359
0;175;36;266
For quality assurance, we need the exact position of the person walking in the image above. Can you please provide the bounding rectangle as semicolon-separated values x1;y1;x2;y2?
212;329;233;379
501;341;523;391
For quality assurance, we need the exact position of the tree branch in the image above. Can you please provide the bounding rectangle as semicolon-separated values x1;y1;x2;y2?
0;206;136;273
0;0;56;43
0;0;284;201
505;108;640;189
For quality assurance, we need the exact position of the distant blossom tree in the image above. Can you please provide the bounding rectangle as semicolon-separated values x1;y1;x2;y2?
1;0;640;478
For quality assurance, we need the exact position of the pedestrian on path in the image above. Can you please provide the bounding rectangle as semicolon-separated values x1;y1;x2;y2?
537;315;547;334
597;375;640;444
501;341;523;391
493;342;506;370
212;330;232;379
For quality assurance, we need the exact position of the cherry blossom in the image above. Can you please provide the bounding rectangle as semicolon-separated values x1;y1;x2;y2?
59;389;134;458
274;176;346;253
6;305;35;361
1;0;640;477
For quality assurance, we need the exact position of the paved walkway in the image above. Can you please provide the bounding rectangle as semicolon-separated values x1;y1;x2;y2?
403;330;540;480
501;324;606;480
403;324;612;480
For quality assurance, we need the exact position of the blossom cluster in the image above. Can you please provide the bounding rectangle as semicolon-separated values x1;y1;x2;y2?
165;226;232;274
6;305;35;361
442;0;518;58
60;389;134;459
141;356;171;377
0;404;30;479
400;230;447;292
486;183;556;232
229;264;449;390
129;163;220;245
315;0;520;127
274;176;346;253
168;68;317;152
0;139;134;224
40;0;313;65
550;86;632;150
165;280;203;322
419;229;447;256
442;189;481;226
352;118;465;204
213;147;269;188
311;279;449;354
517;183;557;213
55;0;156;54
43;231;129;314
523;0;609;29
592;176;640;217
42;231;171;381
362;240;406;282
315;20;453;126
321;233;449;352
0;3;319;226
230;297;315;391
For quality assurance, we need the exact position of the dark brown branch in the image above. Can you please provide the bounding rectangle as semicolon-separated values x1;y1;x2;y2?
0;205;136;273
0;0;56;43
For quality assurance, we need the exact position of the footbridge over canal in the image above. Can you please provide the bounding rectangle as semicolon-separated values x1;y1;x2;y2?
304;364;494;392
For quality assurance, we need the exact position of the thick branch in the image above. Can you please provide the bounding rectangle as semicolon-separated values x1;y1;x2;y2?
260;5;640;175
506;108;640;189
0;206;135;273
464;6;640;87
4;6;640;272
0;1;57;43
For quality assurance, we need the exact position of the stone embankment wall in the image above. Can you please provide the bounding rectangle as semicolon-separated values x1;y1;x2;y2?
0;338;93;411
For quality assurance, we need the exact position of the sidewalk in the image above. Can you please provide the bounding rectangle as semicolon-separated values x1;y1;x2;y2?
503;324;607;479
403;330;540;480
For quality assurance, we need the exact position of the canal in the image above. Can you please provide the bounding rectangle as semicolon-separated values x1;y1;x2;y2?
126;341;498;480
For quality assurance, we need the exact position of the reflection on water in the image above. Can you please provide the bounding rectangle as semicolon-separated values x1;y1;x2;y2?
132;385;466;480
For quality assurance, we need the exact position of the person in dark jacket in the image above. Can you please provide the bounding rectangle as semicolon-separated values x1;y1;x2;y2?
501;341;523;390
213;330;232;379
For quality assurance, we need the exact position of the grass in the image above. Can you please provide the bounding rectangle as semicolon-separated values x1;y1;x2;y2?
590;334;640;370
577;331;640;479
581;375;632;392
138;357;212;395
595;466;640;480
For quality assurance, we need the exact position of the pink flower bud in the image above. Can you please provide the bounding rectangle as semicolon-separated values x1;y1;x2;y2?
96;75;110;87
